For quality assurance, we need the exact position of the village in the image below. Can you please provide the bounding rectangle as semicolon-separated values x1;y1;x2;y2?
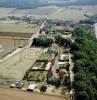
3;18;74;99
1;15;95;99
0;1;97;100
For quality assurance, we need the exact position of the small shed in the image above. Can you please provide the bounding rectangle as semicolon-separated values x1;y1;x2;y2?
27;84;37;92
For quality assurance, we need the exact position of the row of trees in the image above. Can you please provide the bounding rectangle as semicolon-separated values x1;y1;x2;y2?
32;36;54;47
55;35;71;47
32;35;71;48
71;27;97;100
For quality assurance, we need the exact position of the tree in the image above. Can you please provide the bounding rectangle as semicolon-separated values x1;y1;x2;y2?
73;27;97;100
40;85;47;92
32;36;54;47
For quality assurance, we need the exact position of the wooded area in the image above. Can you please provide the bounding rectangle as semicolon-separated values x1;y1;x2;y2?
71;27;97;100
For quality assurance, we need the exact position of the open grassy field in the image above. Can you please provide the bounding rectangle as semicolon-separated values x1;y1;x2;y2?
0;21;39;33
0;47;44;81
0;88;69;100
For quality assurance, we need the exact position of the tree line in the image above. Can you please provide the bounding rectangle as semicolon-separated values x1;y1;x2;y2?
32;35;71;48
71;27;97;100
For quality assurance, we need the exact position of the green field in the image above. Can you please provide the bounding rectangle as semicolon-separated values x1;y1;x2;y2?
0;21;39;33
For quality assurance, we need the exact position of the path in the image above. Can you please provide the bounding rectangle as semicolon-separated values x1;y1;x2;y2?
69;53;75;100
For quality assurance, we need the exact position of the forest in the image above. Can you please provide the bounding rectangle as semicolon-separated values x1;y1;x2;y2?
71;27;97;100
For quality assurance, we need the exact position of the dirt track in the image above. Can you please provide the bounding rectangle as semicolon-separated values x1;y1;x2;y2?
0;88;68;100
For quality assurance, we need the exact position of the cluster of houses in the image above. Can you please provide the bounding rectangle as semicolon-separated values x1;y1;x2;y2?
30;50;69;84
9;19;71;93
10;50;69;92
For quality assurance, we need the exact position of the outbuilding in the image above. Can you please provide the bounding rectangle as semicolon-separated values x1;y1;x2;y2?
27;84;37;92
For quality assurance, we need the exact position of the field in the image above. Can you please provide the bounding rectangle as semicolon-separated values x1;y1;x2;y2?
0;18;41;84
0;21;40;33
0;5;97;21
0;32;33;59
0;88;68;100
0;47;44;81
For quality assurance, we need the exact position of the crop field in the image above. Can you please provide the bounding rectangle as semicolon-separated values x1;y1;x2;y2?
0;5;97;21
0;21;40;33
0;32;33;59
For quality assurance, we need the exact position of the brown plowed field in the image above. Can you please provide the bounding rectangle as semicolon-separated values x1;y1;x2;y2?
0;32;33;38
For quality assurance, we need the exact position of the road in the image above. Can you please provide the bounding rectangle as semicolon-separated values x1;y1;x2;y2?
28;21;46;47
69;53;75;100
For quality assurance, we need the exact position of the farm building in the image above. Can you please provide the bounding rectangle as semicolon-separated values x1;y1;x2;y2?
27;84;37;92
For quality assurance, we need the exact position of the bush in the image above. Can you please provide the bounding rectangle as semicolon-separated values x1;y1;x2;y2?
40;85;47;92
